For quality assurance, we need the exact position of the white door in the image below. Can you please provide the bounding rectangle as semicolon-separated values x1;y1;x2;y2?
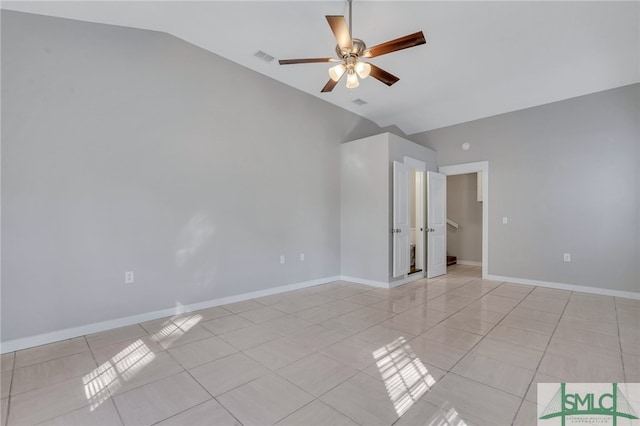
427;171;446;278
414;171;425;272
392;161;410;277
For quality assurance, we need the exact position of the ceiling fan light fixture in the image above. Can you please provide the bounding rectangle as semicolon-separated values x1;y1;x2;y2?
328;63;346;81
277;3;426;93
346;70;359;89
355;61;371;79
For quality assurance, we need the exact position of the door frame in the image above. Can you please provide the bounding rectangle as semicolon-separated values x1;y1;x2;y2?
438;161;489;279
403;157;426;277
413;171;425;273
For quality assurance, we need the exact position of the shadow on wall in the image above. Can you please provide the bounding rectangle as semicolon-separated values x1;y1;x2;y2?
175;211;218;289
176;211;215;267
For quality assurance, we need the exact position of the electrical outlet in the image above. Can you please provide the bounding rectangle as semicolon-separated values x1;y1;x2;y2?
300;253;305;261
502;217;508;225
280;255;285;264
564;253;571;262
125;271;134;283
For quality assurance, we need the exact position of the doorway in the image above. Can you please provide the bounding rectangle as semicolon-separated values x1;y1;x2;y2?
409;169;424;275
446;173;483;268
439;161;489;279
392;157;427;278
393;158;453;280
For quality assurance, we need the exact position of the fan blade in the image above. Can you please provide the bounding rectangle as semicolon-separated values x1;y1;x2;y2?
326;15;352;51
363;31;426;58
369;64;399;86
321;78;339;93
279;58;338;65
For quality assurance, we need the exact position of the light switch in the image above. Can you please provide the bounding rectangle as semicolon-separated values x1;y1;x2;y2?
502;217;508;225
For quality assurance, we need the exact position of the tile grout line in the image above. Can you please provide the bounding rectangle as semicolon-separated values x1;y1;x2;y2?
383;271;495;424
179;313;361;425
8;267;628;426
83;333;127;426
199;273;468;426
108;342;235;426
181;306;362;419
90;325;212;425
423;282;539;401
613;298;627;382
217;348;361;426
164;361;246;426
4;361;13;426
347;278;529;424
416;282;567;425
512;289;572;426
11;340;88;371
10;335;126;426
415;281;561;423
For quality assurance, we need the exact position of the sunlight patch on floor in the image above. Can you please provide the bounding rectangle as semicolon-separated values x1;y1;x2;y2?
83;339;155;410
82;313;202;410
427;402;468;426
151;313;203;349
374;336;437;416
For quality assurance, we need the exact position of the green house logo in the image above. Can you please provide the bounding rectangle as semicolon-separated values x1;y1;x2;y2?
539;383;639;426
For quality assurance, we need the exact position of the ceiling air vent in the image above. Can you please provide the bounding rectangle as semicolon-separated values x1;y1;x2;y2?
254;51;275;63
351;98;368;106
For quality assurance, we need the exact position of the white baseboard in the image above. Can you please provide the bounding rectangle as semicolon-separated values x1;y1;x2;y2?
456;260;482;267
338;276;389;288
486;274;640;300
388;273;426;288
339;273;425;289
10;271;634;354
0;275;341;354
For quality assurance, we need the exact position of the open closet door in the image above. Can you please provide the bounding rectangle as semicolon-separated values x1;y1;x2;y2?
392;161;410;277
427;171;446;278
414;171;425;273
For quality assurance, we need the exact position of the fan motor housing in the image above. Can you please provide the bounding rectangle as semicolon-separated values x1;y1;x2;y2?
336;38;366;58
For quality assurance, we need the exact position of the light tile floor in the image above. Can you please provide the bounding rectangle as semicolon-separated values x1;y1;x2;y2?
1;265;639;425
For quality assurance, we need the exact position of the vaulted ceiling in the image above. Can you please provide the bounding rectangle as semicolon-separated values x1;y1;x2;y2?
3;1;639;134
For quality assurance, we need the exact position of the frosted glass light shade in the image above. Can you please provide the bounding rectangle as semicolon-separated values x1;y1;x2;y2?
328;64;346;82
355;62;371;79
346;71;359;88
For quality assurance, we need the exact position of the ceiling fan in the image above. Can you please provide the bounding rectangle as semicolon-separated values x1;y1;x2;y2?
278;0;426;92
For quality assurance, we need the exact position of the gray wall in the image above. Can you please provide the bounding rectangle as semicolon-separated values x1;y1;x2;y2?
447;174;482;263
340;134;389;283
388;133;438;172
412;84;640;293
1;11;385;342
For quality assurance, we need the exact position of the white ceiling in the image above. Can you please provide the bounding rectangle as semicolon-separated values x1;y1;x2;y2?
3;1;639;134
